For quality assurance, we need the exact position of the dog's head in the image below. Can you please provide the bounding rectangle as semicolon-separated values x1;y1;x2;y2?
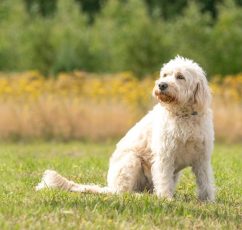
153;56;211;111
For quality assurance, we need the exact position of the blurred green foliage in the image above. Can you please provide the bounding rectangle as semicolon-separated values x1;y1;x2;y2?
0;0;241;77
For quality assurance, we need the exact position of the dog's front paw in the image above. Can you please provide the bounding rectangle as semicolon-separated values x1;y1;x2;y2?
198;191;215;202
198;186;216;202
155;190;174;201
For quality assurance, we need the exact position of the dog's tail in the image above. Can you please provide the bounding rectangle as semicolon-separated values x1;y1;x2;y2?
35;170;112;194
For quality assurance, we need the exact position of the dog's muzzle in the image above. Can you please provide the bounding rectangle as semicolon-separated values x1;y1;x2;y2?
154;83;176;103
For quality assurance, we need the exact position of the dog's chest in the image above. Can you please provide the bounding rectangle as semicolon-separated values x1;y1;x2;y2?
173;139;205;171
154;115;203;144
152;115;205;169
171;117;202;142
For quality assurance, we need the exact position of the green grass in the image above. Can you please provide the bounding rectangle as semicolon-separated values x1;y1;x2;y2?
0;141;241;229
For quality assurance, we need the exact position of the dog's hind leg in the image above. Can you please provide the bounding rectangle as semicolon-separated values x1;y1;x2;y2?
35;170;113;194
107;152;146;193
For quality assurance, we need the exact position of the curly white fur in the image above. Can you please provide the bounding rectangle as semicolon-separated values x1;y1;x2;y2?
36;56;215;202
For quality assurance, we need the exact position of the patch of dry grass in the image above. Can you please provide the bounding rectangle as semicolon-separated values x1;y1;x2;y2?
0;99;137;141
212;99;242;142
0;71;241;142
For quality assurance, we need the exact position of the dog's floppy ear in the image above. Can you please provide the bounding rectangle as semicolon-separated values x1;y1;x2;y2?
194;79;211;110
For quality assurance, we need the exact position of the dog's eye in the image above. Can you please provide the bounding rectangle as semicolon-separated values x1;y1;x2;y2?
163;73;167;77
176;74;185;80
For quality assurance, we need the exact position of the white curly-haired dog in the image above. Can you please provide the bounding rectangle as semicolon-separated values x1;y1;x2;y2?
36;56;215;201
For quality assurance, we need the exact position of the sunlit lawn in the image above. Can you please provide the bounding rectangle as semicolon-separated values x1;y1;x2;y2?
0;141;241;229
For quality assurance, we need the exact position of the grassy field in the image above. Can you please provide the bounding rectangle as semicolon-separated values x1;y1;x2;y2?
0;141;241;229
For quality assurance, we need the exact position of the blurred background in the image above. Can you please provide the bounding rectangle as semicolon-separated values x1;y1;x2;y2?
0;0;241;142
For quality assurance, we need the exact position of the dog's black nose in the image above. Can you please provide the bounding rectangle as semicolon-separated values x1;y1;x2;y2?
158;82;168;91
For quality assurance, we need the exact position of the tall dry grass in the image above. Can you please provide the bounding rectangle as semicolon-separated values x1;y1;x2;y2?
0;99;139;141
0;71;241;142
212;99;242;143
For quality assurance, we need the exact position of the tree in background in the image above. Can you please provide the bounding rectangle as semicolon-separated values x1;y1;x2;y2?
209;0;242;74
0;0;241;76
90;0;172;75
23;0;242;20
0;0;28;70
24;0;57;17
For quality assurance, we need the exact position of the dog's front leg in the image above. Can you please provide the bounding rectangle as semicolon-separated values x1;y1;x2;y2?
192;159;215;202
151;154;175;200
